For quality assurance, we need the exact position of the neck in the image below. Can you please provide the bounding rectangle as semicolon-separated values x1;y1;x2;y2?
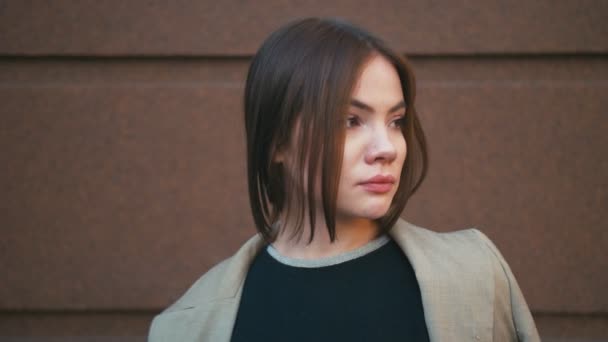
271;215;380;260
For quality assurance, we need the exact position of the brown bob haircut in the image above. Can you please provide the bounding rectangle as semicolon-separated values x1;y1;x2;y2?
244;17;428;244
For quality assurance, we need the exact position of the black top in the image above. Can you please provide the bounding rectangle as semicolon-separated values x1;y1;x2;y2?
230;237;430;342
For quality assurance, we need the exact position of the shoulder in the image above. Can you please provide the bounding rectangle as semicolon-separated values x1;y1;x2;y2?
159;233;266;314
391;218;498;266
391;219;510;305
396;220;514;285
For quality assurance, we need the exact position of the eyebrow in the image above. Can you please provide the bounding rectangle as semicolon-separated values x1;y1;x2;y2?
350;99;406;114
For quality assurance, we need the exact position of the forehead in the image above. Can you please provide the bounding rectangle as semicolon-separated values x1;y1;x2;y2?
350;55;404;109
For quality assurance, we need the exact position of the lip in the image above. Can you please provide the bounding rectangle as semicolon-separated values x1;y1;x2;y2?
359;175;396;194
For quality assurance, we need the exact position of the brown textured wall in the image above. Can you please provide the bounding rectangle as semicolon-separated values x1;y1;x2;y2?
1;1;607;55
1;1;607;341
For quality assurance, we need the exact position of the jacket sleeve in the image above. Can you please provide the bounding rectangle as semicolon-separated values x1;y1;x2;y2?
473;229;541;342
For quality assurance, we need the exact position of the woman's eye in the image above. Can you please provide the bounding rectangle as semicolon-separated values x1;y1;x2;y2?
391;116;407;128
345;115;361;128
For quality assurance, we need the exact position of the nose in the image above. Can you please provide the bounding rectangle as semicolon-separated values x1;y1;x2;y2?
364;126;397;164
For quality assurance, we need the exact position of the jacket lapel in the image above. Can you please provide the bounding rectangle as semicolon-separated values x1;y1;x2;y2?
389;219;494;341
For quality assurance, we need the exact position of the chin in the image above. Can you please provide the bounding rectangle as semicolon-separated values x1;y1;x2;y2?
337;191;395;221
365;209;391;220
353;202;392;220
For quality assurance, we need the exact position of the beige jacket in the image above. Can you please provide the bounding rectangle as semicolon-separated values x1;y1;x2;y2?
148;219;540;341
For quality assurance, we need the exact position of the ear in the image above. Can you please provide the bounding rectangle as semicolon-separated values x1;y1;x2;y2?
270;142;285;164
271;142;285;164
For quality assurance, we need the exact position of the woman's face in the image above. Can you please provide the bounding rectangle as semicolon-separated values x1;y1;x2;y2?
335;54;407;222
275;54;406;225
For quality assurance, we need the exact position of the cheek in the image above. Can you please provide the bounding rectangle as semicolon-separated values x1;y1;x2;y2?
339;136;363;178
396;134;407;164
392;135;407;183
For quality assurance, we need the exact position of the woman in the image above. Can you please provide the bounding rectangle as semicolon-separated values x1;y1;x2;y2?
149;17;540;341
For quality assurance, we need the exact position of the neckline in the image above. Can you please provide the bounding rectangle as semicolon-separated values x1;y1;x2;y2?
266;234;390;268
